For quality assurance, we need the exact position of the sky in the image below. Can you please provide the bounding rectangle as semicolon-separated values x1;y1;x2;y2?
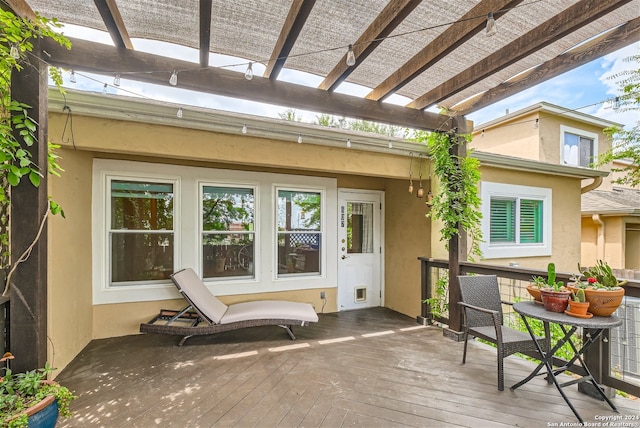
56;24;639;133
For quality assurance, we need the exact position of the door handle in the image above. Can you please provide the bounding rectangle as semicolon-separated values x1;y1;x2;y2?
341;255;348;259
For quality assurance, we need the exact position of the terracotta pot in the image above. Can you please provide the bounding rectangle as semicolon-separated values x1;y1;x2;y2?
584;287;625;317
526;284;542;302
567;300;590;316
540;288;571;313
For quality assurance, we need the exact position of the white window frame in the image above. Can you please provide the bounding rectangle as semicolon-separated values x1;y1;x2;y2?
480;182;552;259
93;159;337;304
274;186;326;280
560;125;598;167
199;182;258;282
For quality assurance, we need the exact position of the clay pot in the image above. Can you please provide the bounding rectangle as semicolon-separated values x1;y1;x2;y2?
526;284;542;302
567;300;590;316
584;287;625;317
540;288;571;313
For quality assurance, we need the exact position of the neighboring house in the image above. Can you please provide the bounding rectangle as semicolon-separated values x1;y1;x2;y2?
45;90;603;372
471;102;639;275
581;158;640;274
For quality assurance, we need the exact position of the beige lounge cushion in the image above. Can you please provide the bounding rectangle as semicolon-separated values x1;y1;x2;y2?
171;268;228;324
221;300;319;324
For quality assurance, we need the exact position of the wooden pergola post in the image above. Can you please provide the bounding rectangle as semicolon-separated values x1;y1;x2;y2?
9;39;49;372
446;116;468;335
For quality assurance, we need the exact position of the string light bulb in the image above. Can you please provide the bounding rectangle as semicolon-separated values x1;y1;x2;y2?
408;152;414;194
346;44;356;67
298;134;303;144
534;118;539;129
244;62;254;80
177;107;183;118
102;83;108;94
486;12;497;36
346;138;351;148
113;74;121;86
417;154;424;198
242;123;247;134
169;71;178;86
388;141;393;149
69;70;77;83
9;44;19;59
613;96;620;109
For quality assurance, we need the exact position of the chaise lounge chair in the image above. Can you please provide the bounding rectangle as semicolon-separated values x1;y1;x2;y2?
140;268;319;345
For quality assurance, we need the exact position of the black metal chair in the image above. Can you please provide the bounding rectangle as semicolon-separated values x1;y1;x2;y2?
458;275;549;391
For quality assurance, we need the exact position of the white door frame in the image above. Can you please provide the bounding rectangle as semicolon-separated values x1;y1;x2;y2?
337;188;385;310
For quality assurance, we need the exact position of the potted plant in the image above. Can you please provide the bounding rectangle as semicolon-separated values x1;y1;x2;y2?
534;263;571;313
0;353;75;427
574;260;627;317
566;288;590;317
526;276;545;303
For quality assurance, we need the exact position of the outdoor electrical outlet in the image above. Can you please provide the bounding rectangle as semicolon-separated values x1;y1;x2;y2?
320;291;326;299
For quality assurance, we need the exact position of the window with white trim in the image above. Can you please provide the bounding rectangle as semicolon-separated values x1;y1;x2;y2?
201;185;255;280
481;182;551;259
109;179;175;285
276;189;322;277
561;125;597;167
93;159;338;304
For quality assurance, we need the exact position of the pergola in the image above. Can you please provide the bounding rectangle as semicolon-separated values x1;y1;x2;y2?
6;0;640;370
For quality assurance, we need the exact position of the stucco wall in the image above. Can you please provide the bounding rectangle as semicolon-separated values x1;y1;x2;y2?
48;148;94;372
383;179;431;316
470;112;540;160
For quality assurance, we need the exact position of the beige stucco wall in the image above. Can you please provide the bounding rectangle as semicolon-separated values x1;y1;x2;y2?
46;109;430;373
470;112;541;160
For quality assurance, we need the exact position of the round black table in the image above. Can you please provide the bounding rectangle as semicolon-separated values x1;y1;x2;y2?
512;301;622;424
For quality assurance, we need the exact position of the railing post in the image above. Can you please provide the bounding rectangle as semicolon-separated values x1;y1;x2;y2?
417;258;431;325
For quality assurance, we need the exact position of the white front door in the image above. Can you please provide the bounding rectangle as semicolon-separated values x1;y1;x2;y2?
338;190;383;311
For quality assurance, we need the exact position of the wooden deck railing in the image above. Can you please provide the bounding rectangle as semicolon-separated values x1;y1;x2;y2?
418;257;640;398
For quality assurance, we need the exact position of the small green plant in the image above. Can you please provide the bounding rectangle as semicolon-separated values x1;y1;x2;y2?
571;288;586;303
531;263;564;291
0;353;75;427
423;272;449;319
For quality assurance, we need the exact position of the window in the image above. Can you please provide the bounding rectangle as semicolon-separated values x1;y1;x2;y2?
561;126;597;167
481;182;551;258
109;179;175;284
201;185;255;279
276;189;322;277
93;159;337;304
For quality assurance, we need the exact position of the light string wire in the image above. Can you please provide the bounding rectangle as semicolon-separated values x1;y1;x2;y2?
44;0;545;78
21;34;635;152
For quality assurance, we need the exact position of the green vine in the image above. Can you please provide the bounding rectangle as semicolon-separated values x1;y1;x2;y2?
0;9;70;272
414;130;483;261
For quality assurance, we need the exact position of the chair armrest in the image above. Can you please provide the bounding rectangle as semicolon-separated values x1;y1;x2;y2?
501;300;514;307
458;301;499;316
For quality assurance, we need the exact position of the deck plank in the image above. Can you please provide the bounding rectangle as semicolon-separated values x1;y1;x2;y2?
55;308;638;427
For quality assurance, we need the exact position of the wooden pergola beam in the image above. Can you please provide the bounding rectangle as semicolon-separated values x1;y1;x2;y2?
365;0;523;102
93;0;133;50
264;0;315;80
318;0;422;92
450;17;640;116
199;0;212;67
407;0;633;110
3;0;35;19
42;36;454;132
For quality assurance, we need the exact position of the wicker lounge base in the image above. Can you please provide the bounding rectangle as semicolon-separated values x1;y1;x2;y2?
140;308;311;346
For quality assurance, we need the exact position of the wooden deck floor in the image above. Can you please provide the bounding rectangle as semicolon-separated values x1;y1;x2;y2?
55;308;638;427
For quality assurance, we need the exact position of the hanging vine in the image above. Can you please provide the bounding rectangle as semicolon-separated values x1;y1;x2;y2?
0;9;70;278
414;130;483;261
